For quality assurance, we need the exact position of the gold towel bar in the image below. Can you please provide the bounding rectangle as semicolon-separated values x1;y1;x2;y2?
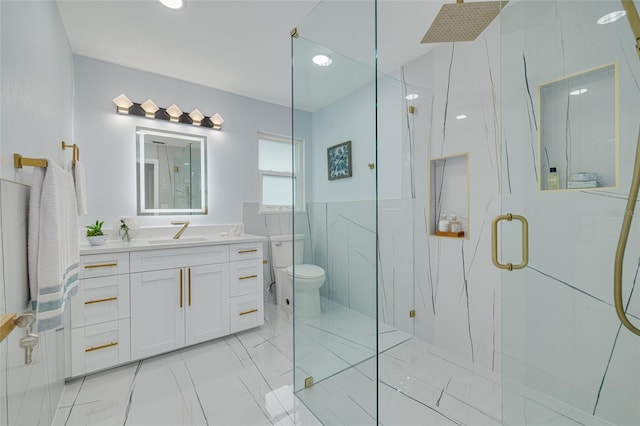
61;141;80;163
14;154;47;169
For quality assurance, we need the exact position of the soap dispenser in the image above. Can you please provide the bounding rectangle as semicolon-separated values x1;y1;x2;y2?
438;213;449;232
449;214;461;233
547;167;559;190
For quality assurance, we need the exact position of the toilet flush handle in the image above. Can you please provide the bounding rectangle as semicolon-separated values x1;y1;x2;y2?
274;242;282;246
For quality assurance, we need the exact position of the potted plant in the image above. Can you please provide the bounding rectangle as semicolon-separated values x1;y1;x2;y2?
86;220;107;246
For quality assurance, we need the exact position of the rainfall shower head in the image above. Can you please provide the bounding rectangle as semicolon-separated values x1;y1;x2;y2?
421;0;506;44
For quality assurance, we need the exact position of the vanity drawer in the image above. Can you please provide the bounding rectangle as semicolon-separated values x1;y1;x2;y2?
230;294;264;333
80;253;129;278
130;245;230;272
71;319;130;377
229;259;262;297
229;243;263;262
71;275;129;328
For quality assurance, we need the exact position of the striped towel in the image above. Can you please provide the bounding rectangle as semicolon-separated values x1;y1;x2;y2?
28;160;79;332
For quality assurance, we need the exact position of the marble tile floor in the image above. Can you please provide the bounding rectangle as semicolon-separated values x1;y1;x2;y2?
53;295;610;426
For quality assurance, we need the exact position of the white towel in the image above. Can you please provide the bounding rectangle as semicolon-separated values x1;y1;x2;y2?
28;160;80;332
68;161;88;216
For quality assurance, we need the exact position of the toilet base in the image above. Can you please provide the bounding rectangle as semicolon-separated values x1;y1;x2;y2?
295;287;321;316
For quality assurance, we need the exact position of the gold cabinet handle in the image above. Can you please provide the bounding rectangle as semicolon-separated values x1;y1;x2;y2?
491;213;529;271
238;249;258;254
84;297;118;305
188;268;192;307
84;263;118;269
238;274;258;280
239;308;258;316
179;269;183;308
85;341;118;352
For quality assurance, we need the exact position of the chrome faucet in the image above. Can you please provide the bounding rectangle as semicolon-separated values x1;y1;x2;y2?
171;221;190;239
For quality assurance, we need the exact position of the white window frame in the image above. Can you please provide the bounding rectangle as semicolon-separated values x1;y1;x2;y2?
258;132;304;214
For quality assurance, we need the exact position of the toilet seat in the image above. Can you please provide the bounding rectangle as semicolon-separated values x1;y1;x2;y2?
286;264;325;279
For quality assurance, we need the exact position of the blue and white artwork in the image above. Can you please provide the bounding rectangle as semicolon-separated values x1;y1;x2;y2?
327;141;352;180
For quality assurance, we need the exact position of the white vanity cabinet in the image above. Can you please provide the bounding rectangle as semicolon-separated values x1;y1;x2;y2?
228;243;264;333
69;253;131;377
68;236;266;378
129;245;231;360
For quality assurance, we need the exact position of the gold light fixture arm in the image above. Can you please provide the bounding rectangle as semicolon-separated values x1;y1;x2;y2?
613;0;640;336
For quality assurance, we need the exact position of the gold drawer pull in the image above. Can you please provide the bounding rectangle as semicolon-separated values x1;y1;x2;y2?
85;341;118;352
84;263;118;269
85;297;118;305
239;308;258;316
238;249;258;254
238;274;258;280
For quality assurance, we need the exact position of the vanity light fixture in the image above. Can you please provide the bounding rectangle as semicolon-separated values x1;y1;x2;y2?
210;113;224;130
141;99;160;118
159;0;184;9
312;54;332;67
189;109;204;126
405;94;419;100
166;104;182;122
455;114;468;120
112;94;224;130
113;94;133;113
597;10;626;25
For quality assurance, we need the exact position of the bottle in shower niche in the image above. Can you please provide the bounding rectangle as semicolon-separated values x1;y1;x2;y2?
547;167;559;190
438;213;449;232
449;214;462;233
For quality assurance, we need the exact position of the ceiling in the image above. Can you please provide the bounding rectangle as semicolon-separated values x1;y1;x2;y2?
56;0;447;111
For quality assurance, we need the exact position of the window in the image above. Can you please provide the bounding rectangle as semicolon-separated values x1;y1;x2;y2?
258;133;304;213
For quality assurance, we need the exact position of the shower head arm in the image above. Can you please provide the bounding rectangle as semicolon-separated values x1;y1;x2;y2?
622;0;640;58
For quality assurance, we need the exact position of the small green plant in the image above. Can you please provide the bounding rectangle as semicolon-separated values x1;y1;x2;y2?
86;220;105;237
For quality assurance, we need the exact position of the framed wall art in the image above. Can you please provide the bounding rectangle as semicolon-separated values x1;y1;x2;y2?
327;141;352;181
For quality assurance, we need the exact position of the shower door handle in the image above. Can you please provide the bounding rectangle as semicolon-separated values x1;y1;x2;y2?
491;213;529;271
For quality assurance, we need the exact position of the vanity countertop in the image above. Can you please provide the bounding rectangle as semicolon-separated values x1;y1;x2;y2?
79;233;267;255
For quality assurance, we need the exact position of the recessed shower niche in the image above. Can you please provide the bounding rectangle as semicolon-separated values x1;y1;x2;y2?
429;153;469;238
538;63;618;191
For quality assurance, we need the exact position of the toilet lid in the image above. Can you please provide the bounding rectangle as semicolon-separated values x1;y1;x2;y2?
286;264;325;279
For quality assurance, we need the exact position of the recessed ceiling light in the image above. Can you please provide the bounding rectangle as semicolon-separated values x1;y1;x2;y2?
569;88;588;95
597;10;626;24
455;114;467;120
159;0;184;10
405;94;419;100
312;54;332;67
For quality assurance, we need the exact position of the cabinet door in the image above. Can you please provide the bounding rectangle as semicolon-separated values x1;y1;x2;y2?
185;264;230;346
130;269;185;359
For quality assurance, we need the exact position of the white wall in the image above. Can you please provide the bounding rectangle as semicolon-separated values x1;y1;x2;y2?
73;56;297;228
0;2;74;425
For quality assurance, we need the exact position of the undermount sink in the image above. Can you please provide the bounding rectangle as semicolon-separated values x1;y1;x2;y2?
147;237;209;245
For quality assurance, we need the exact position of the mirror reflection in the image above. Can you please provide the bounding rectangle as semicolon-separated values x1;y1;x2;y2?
136;127;207;215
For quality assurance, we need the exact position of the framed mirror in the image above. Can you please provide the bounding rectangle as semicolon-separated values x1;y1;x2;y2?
136;127;207;215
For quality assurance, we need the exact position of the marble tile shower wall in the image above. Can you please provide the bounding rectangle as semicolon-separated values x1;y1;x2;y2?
402;17;502;371
499;2;640;423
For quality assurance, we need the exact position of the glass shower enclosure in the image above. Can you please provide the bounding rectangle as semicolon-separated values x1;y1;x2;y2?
292;0;640;425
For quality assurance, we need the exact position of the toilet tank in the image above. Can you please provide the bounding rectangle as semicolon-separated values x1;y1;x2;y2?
270;234;304;267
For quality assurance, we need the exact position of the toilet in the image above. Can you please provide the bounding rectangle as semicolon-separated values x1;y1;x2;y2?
270;234;325;316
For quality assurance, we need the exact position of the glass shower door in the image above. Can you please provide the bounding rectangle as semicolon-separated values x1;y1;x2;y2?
291;1;379;424
500;1;640;424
